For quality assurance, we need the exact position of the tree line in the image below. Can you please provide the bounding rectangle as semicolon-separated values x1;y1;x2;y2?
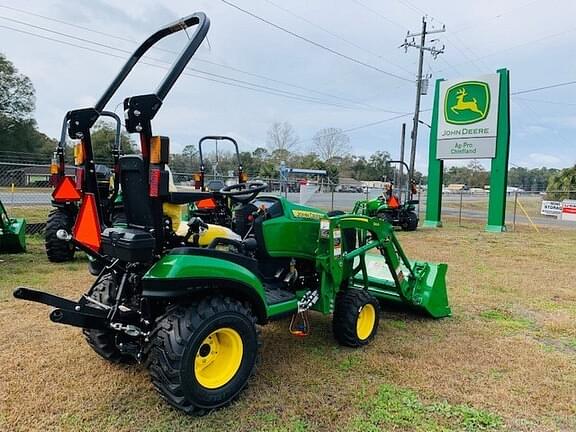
442;161;562;192
1;52;573;191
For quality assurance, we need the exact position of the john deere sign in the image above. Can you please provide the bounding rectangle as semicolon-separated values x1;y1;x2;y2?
444;81;490;124
436;74;500;159
425;69;511;232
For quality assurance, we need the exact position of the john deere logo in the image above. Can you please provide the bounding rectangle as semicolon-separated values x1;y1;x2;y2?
444;81;490;125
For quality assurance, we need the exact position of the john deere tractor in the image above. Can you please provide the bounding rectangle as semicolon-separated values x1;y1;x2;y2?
353;160;420;231
189;135;250;228
13;12;450;415
0;198;26;253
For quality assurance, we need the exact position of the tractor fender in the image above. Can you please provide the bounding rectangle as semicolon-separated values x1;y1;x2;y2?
141;253;268;323
376;203;389;213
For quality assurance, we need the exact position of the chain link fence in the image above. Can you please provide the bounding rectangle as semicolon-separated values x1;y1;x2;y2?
2;156;575;233
440;189;576;231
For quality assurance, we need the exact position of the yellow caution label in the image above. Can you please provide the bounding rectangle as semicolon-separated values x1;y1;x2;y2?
292;209;323;220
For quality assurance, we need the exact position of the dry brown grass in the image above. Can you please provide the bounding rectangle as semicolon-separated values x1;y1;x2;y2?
4;206;52;224
1;224;575;431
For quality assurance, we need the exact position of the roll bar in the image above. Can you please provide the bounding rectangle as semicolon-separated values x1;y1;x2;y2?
387;160;414;201
197;136;244;187
387;160;410;174
95;12;209;112
198;136;241;168
58;111;122;150
66;12;210;139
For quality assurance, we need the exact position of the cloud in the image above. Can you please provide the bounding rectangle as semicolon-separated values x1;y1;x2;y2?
513;152;573;169
0;0;575;172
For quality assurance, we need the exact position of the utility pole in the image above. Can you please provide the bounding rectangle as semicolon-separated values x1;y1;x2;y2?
399;122;406;195
401;17;445;186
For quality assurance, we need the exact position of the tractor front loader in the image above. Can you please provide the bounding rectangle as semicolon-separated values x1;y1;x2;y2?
13;11;450;416
0;198;26;253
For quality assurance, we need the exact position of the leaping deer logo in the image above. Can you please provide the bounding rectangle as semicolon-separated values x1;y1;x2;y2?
450;87;485;116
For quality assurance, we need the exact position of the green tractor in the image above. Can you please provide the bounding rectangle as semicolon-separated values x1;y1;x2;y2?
13;12;450;415
0;198;26;253
353;160;420;231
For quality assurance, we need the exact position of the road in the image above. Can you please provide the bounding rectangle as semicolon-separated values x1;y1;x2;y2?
0;190;52;205
3;189;574;229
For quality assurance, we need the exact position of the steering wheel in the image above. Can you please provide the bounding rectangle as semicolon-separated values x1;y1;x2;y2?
219;180;268;203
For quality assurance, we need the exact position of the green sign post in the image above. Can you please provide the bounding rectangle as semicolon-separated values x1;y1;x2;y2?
424;68;511;232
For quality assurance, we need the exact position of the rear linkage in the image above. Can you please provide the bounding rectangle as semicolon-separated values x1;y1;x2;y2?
15;230;148;340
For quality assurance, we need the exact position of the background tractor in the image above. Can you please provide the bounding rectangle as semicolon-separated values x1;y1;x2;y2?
353;160;420;231
45;111;123;262
189;135;254;227
13;12;450;416
0;197;26;253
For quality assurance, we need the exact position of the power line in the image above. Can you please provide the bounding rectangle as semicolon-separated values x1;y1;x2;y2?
0;18;407;113
0;23;399;112
512;97;572;147
349;0;407;31
295;113;412;145
0;15;363;110
263;0;412;75
295;109;432;145
0;4;387;111
511;80;576;95
512;96;576;106
436;25;576;74
452;0;541;34
219;0;413;82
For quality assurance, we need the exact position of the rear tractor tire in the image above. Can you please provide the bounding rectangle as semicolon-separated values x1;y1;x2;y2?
83;274;133;364
333;289;380;347
147;296;259;415
403;211;419;231
45;208;76;262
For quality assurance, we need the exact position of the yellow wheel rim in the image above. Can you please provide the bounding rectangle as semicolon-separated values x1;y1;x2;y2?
194;328;243;389
356;304;376;340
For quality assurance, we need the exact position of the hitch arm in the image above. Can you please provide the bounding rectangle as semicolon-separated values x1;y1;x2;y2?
14;287;79;310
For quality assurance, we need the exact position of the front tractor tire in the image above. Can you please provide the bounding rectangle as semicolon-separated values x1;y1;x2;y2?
45;207;76;262
402;211;419;231
147;297;259;415
333;289;380;347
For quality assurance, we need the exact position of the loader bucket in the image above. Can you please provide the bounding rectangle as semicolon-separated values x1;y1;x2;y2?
0;217;27;253
355;255;451;318
410;260;451;318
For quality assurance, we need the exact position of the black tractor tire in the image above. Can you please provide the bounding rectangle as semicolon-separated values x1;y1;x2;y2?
333;289;380;348
402;211;419;231
83;275;133;363
45;208;76;262
87;258;104;276
146;297;259;415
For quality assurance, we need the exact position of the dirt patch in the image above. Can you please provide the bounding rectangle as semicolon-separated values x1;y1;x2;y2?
1;226;575;431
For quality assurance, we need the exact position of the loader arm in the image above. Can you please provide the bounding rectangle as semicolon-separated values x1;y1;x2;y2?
316;214;450;318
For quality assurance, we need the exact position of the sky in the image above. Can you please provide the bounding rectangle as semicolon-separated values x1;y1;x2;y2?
0;0;575;173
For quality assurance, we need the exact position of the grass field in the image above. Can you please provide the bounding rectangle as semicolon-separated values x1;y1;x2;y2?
4;205;52;224
1;225;575;432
